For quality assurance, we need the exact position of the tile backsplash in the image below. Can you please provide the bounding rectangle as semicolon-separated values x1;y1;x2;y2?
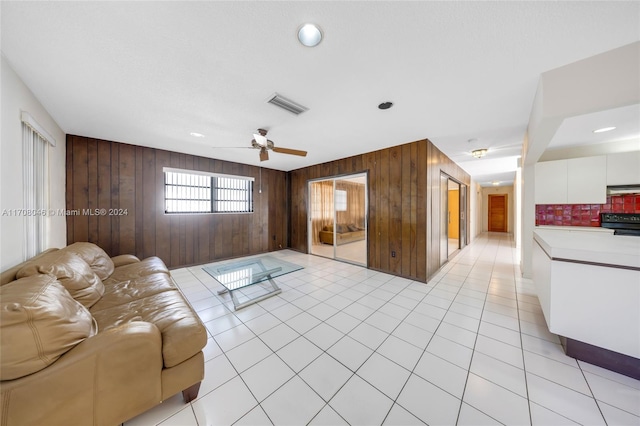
536;194;640;227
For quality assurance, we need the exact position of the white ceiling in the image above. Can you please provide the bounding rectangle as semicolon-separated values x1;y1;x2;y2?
2;2;639;186
548;104;640;150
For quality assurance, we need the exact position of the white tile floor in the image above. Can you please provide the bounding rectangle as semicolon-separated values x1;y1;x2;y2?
125;232;640;426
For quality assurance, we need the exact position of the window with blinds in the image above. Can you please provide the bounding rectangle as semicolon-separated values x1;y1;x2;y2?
164;168;253;214
21;112;55;259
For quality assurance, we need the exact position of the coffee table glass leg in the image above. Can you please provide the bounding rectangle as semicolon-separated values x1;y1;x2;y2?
229;289;240;309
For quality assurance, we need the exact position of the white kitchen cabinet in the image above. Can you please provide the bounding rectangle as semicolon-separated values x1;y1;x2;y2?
607;151;640;185
535;160;567;204
533;229;640;359
535;156;607;204
567;156;606;204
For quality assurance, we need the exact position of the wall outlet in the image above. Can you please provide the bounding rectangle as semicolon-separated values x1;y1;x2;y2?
391;251;396;258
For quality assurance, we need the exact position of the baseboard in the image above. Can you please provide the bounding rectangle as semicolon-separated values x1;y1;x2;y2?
560;336;640;380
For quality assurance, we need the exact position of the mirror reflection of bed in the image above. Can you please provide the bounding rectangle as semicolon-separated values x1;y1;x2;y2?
309;174;367;266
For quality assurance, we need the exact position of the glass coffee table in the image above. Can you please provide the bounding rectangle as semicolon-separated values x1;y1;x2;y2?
202;256;303;310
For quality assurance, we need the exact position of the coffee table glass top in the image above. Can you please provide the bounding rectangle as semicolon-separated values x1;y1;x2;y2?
202;255;303;291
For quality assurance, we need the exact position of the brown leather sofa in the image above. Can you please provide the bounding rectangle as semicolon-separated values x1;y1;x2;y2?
0;242;208;426
319;223;366;245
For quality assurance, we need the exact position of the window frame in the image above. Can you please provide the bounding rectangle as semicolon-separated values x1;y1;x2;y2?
163;167;254;215
21;112;54;259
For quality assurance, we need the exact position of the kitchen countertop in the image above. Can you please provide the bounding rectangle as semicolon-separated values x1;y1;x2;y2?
534;228;640;269
535;225;613;234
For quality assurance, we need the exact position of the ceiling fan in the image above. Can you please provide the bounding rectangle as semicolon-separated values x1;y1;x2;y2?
250;129;307;162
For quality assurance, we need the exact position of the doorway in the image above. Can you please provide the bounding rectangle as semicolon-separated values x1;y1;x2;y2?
308;173;367;266
448;182;460;256
440;173;467;267
488;194;508;232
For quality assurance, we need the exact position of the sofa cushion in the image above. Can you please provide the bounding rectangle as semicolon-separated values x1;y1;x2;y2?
0;274;97;380
91;291;207;368
61;242;115;281
347;224;359;232
105;257;169;285
17;250;105;308
335;224;348;233
90;273;178;313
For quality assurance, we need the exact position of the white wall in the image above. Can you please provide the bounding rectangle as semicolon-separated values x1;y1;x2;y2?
514;164;522;250
481;186;515;234
1;56;66;270
469;179;482;242
521;42;640;278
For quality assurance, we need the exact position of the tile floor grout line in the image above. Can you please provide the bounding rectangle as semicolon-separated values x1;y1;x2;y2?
575;356;610;424
313;272;432;423
201;255;412;425
453;237;506;426
143;241;639;426
508;237;534;426
380;241;501;425
453;244;488;424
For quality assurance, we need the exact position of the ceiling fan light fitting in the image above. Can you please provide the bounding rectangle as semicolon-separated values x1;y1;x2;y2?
253;132;268;147
472;148;488;158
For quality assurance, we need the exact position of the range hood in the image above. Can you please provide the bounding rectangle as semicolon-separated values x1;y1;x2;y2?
607;185;640;195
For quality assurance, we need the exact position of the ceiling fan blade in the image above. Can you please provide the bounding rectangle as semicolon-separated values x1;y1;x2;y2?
272;147;307;157
259;148;269;162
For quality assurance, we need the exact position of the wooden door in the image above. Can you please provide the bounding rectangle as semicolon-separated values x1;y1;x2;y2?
488;194;507;232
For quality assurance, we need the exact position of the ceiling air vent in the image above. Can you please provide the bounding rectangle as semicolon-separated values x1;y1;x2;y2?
267;93;308;115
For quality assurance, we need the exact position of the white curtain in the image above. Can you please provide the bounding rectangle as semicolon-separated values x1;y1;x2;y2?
310;181;334;244
22;122;48;259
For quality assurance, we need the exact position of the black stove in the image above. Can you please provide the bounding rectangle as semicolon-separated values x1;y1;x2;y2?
600;213;640;236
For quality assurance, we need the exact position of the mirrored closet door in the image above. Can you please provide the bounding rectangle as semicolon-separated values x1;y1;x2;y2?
308;173;367;266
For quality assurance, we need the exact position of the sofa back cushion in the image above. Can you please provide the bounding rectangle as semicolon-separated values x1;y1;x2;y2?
0;274;97;380
61;242;115;280
17;250;105;308
335;224;348;233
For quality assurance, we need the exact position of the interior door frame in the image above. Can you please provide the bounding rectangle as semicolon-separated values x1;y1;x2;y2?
460;184;467;249
307;172;369;266
440;172;468;267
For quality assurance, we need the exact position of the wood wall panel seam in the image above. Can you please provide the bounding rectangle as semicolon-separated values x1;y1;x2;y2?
65;135;287;268
67;135;469;281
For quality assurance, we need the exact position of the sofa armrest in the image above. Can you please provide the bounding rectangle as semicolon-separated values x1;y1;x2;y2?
111;254;140;267
318;230;333;245
1;322;163;426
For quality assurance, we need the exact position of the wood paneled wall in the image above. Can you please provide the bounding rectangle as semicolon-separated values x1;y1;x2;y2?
66;135;288;268
289;139;470;282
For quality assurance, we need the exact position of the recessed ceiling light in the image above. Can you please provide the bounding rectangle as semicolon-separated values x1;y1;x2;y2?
378;102;393;110
471;148;488;158
593;126;616;133
190;132;205;138
297;23;322;47
492;181;500;186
